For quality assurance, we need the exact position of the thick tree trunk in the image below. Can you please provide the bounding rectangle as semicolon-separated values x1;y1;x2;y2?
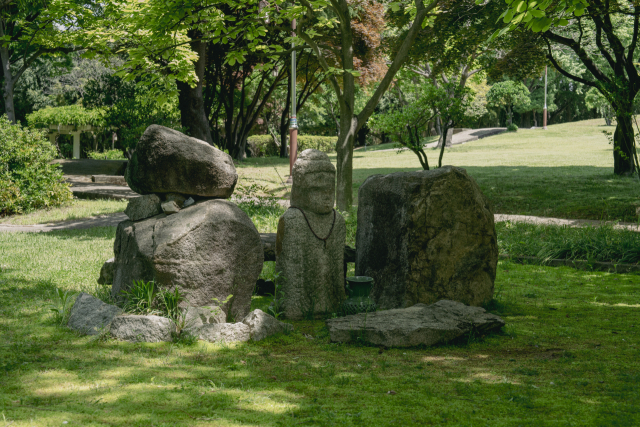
507;105;513;126
335;116;358;211
613;113;635;176
2;76;15;124
177;34;213;144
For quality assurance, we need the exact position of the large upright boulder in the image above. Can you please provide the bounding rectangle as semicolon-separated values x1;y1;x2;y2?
125;125;238;198
111;199;264;321
356;166;498;309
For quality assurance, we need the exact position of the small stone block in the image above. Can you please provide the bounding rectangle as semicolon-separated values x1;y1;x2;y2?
161;200;180;215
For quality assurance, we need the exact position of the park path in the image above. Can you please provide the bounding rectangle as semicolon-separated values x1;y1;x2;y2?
362;127;506;152
1;211;639;233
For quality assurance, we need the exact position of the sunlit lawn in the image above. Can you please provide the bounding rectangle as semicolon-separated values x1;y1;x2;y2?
237;118;640;221
0;222;639;425
0;199;127;226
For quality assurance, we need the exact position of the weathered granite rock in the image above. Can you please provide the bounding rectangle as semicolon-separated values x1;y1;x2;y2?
68;293;121;335
183;306;226;332
242;309;293;341
125;125;238;198
112;199;264;320
183;197;195;208
165;193;186;208
124;194;162;221
110;315;174;342
196;322;251;343
161;200;180;215
98;257;115;285
276;150;346;319
356;166;498;309
326;300;505;347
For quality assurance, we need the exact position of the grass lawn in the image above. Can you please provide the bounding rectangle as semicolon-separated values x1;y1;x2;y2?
0;199;127;226
1;221;640;425
236;118;640;221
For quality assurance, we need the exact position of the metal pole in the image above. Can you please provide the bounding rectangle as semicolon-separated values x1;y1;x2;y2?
287;19;298;184
543;65;548;130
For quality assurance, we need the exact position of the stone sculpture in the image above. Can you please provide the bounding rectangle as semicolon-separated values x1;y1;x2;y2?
276;149;346;319
356;166;498;309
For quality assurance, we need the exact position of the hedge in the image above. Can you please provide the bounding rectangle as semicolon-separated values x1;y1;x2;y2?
0;116;72;215
246;134;337;157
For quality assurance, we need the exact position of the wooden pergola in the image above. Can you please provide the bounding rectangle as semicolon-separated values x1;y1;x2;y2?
47;124;100;159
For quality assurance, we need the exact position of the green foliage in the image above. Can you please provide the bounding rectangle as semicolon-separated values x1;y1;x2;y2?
247;135;279;157
159;288;186;322
83;74;182;152
266;271;286;320
120;280;159;315
49;288;76;325
26;104;106;127
507;123;518;132
86;149;127;160
369;83;472;169
0;116;72;215
486;81;530;125
585;87;614;125
297;135;337;153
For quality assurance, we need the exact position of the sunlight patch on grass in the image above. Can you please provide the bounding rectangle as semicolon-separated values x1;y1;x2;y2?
0;199;126;225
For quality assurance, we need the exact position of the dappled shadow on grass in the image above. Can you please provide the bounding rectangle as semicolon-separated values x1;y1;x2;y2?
2;261;640;425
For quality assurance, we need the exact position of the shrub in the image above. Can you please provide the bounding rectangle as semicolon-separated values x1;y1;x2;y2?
247;135;279;157
507;123;518;132
87;149;127;160
26;104;106;128
298;135;337;153
0;116;72;216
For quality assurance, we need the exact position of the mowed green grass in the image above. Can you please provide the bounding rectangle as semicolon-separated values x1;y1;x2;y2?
1;228;640;426
0;199;127;225
237;118;640;221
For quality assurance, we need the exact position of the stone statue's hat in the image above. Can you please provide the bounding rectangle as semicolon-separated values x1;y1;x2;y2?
292;149;335;178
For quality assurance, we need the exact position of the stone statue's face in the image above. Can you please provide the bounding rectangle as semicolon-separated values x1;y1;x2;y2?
293;171;335;214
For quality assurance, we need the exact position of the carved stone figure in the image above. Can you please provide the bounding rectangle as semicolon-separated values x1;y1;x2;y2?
276;150;346;319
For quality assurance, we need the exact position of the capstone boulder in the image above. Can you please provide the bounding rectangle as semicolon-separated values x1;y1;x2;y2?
125;125;237;198
356;166;498;309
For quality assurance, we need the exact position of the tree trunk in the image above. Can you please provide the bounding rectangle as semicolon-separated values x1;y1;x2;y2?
2;76;15;124
280;78;291;158
335;116;358;211
523;111;531;128
507;104;513;126
177;33;213;144
613;112;635;176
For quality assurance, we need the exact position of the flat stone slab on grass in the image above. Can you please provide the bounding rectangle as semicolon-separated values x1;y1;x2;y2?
68;293;121;335
325;300;504;347
242;309;293;341
196;322;251;343
110;315;173;342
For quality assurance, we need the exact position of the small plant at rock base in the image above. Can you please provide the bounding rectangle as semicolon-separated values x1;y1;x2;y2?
159;287;186;322
266;272;285;320
120;280;158;315
507;123;518;132
49;288;76;325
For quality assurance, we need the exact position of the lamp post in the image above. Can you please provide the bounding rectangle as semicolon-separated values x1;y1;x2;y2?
286;18;298;185
543;65;548;130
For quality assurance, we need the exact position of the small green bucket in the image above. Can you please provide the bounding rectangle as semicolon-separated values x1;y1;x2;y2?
342;276;376;315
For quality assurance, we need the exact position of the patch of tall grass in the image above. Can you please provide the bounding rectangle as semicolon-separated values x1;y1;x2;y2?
498;221;640;264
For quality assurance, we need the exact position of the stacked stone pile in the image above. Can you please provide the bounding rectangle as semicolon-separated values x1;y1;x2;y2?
89;126;271;342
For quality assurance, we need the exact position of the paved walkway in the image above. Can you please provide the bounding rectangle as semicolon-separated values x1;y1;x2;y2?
66;176;138;200
366;127;506;153
2;211;639;233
